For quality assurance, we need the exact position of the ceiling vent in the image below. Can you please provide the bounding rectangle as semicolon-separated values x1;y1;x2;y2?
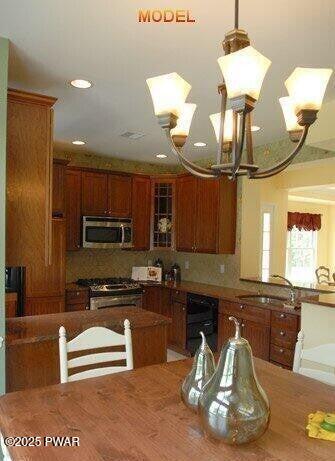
120;131;145;140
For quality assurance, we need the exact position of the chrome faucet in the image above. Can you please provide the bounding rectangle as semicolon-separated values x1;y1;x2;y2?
271;275;297;305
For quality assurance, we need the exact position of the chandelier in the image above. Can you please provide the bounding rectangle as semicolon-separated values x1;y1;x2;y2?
146;0;333;180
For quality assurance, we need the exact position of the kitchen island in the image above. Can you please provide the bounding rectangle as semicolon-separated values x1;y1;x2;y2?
0;358;334;461
6;307;170;392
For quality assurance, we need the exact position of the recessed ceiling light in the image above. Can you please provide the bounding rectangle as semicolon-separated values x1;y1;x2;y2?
72;140;86;145
194;142;207;147
70;79;92;89
156;154;167;159
251;125;261;132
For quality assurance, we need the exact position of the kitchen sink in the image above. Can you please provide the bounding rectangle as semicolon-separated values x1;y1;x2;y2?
237;294;288;306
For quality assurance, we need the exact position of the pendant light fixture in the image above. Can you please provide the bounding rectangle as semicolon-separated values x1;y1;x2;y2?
146;0;333;179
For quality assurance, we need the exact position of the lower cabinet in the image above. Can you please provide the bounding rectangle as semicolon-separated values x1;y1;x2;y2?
170;301;186;350
65;288;90;311
141;286;162;314
25;296;65;316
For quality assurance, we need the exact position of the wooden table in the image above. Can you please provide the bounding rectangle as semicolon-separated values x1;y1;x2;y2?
0;358;334;460
6;307;170;392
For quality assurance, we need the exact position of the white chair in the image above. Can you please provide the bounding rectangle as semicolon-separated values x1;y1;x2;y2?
293;330;335;386
59;320;133;383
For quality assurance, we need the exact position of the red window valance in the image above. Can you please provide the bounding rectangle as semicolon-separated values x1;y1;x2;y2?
287;212;321;231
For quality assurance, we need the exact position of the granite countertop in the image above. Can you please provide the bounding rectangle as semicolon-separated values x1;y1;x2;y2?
66;280;311;315
301;292;335;308
6;307;171;345
240;276;335;293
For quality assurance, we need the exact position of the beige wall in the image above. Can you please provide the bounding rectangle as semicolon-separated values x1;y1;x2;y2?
240;176;288;278
241;159;335;280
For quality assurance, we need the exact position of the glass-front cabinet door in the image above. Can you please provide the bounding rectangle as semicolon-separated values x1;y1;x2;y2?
151;179;175;250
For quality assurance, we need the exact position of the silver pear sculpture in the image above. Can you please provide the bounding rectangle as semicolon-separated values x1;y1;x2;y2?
198;316;270;444
181;332;216;411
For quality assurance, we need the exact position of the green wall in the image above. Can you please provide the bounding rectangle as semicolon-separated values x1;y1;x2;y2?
0;38;9;395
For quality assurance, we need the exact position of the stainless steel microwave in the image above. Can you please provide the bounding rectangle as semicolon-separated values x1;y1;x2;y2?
82;216;133;249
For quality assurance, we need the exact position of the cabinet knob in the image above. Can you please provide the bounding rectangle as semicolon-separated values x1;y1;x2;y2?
279;348;284;353
241;323;245;328
280;331;285;336
280;313;286;319
182;307;185;311
240;304;244;310
76;292;80;296
176;290;179;294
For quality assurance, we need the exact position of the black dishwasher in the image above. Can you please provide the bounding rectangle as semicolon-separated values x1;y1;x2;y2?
186;293;218;355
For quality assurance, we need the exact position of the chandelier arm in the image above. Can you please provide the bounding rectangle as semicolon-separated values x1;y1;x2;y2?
246;113;254;164
232;111;247;177
165;130;218;177
249;126;309;179
179;158;220;179
217;87;227;165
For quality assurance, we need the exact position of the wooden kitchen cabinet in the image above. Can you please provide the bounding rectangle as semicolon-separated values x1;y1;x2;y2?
242;319;270;361
195;178;219;253
170;301;186;349
108;174;132;217
65;288;89;312
175;175;197;252
6;89;56;268
218;313;270;360
132;176;151;250
26;218;66;301
82;171;108;216
25;296;65;316
141;286;162;314
52;159;68;217
65;169;82;251
176;175;237;254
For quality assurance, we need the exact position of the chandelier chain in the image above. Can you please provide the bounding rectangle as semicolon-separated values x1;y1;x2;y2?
235;0;239;29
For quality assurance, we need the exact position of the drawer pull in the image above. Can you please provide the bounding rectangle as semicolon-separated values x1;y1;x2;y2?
280;348;284;353
280;313;286;319
280;331;285;336
240;304;244;310
176;291;179;294
76;292;80;296
241;323;245;328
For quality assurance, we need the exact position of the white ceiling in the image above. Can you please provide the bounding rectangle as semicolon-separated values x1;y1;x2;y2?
1;0;335;164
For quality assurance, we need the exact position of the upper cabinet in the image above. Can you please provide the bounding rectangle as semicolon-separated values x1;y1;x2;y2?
6;89;57;267
65;169;82;251
176;175;237;254
82;171;108;216
81;171;132;217
151;178;175;250
108;174;132;217
175;176;197;252
132;176;151;250
52;159;69;217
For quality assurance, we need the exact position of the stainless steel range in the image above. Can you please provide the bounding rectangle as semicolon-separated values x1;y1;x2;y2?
76;277;143;310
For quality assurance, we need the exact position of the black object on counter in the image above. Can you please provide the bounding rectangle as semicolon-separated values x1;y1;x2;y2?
170;263;181;282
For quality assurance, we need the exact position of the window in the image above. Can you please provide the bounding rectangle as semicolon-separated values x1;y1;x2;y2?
286;227;317;283
260;205;274;280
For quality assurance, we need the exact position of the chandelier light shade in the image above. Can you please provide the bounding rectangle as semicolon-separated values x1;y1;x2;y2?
285;67;333;113
171;103;197;138
210;110;234;142
279;97;303;141
217;46;271;101
146;72;191;116
146;0;333;180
